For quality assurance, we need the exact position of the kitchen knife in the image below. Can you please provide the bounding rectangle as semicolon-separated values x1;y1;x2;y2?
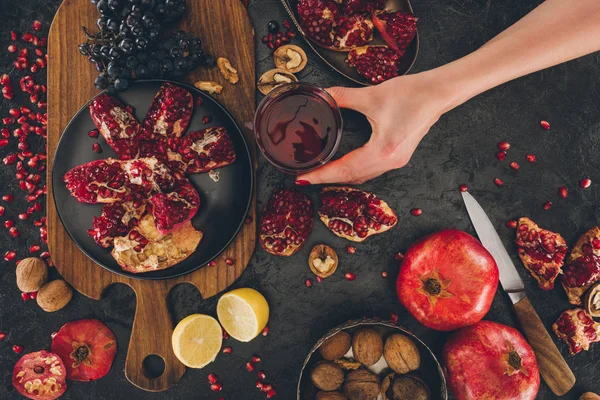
461;191;575;396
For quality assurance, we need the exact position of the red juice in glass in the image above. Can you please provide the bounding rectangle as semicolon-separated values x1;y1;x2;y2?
254;83;343;174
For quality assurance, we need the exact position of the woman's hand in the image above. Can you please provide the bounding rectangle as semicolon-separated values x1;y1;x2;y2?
296;71;452;185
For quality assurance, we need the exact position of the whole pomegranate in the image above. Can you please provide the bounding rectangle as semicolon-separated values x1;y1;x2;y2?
396;229;499;331
443;321;540;400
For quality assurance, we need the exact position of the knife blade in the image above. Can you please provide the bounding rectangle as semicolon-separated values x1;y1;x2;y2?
461;191;575;396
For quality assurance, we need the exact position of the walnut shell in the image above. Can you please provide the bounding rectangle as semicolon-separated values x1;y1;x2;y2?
16;257;48;292
352;329;383;366
273;45;307;73
383;334;421;374
316;391;348;400
343;369;380;400
380;373;395;400
311;361;345;391
391;375;430;400
584;282;600;318
36;280;73;312
309;244;339;278
581;393;600;400
320;331;351;360
258;68;297;95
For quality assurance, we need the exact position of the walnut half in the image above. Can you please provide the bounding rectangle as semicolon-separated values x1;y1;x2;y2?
194;81;223;94
217;57;239;84
274;45;307;73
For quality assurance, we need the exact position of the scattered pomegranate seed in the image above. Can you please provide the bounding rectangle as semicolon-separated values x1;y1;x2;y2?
344;272;356;281
389;313;399;324
0;74;9;85
9;227;19;238
29;291;37;300
580;178;592;189
207;260;217;267
266;388;276;398
283;19;291;29
222;346;232;354
252;355;262;363
496;150;507;161
0;205;4;216
256;380;264;389
526;154;537;163
21;292;31;301
8;44;17;53
543;201;553;210
202;115;212;124
316;276;323;283
381;271;388;278
208;373;219;384
210;383;222;392
261;326;270;336
509;162;520;171
92;143;102;153
494;178;504;187
33;20;43;31
222;329;229;339
4;194;14;202
506;220;517;229
257;370;267;380
410;208;422;216
394;252;404;261
5;220;15;228
261;383;273;392
540;120;550;130
40;251;50;259
88;129;99;138
497;141;511;151
18;213;29;220
246;362;255;372
12;345;23;354
558;186;569;199
0;332;5;340
459;184;468;192
305;279;312;288
29;244;41;253
4;250;16;261
225;258;234;266
346;245;356;254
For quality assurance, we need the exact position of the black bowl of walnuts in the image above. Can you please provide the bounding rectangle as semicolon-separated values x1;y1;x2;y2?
297;319;447;400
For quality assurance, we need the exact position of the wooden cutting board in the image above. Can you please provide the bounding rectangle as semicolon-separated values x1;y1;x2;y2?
47;0;256;392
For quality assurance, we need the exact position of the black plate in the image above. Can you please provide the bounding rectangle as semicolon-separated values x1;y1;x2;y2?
52;80;253;280
281;0;419;85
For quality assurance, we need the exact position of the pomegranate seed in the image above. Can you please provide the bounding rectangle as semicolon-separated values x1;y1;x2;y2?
3;193;14;202
344;272;356;281
210;383;222;392
246;362;255;372
207;260;217;267
12;345;23;354
9;227;19;238
261;326;270;336
0;205;4;216
497;141;510;151
28;291;37;300
40;251;50;259
266;389;276;398
222;329;229;339
459;184;468;192
410;208;422;216
316;276;323;283
305;279;312;288
252;355;262;363
0;74;9;85
506;220;517;229
225;258;234;265
540;120;550;130
5;220;14;228
526;154;537;163
202;115;212;124
33;21;43;31
222;346;232;354
389;312;399;324
346;245;356;254
394;252;404;261
21;292;30;301
18;213;29;220
4;250;16;261
0;332;5;340
543;201;553;210
8;44;17;53
381;271;388;278
29;245;41;253
3;117;15;125
558;186;569;199
580;178;592;189
283;19;291;29
509;162;520;171
208;373;218;384
262;35;269;43
92;143;102;153
257;370;266;380
496;150;507;161
256;380;264;389
494;178;504;187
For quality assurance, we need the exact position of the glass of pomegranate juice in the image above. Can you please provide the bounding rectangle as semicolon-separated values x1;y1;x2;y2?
254;83;343;174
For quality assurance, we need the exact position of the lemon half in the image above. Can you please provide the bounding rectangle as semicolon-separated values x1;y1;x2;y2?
217;288;269;342
172;314;222;368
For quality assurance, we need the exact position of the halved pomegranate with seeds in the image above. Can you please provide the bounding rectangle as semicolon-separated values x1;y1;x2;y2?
149;178;200;234
297;0;339;48
259;188;314;256
12;350;67;400
319;186;397;242
347;45;401;84
561;227;600;305
63;159;129;203
333;14;374;50
51;319;117;381
372;10;418;56
89;94;141;160
142;83;193;140
515;217;567;290
167;127;236;173
88;200;147;248
112;214;203;273
552;308;600;355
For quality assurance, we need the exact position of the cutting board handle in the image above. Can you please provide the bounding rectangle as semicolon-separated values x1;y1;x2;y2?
514;297;576;396
124;282;186;392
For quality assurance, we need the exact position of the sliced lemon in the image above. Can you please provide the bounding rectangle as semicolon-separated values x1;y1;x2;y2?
172;314;222;369
217;288;269;342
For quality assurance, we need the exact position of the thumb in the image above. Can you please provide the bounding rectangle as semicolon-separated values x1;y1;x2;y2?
326;86;371;113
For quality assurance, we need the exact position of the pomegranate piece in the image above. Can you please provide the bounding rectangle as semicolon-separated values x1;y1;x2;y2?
553;308;600;355
112;214;203;273
149;178;200;234
88;201;147;248
259;188;314;256
333;14;374;50
561;227;600;305
319;186;397;242
347;45;400;84
51;319;117;381
167;127;236;174
515;217;567;290
12;350;67;400
371;10;418;56
342;0;384;14
297;0;338;48
89;94;142;160
142;83;193;140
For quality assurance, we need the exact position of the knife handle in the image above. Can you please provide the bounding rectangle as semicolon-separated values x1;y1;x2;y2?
513;297;576;396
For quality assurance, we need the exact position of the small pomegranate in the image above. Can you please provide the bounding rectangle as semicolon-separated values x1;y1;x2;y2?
515;217;567;290
562;227;600;305
553;308;600;355
12;350;67;400
443;321;540;400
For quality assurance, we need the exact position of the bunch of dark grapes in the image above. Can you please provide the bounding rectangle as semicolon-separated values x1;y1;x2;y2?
78;0;215;92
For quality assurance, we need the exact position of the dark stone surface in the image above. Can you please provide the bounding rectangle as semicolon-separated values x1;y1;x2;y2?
0;0;599;399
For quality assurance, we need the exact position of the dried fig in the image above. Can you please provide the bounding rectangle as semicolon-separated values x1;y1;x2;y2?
258;68;297;95
311;361;345;391
343;369;381;400
194;80;223;94
317;391;348;400
36;280;73;312
217;57;239;84
581;393;600;400
16;257;48;293
320;331;352;360
352;329;383;366
390;375;430;400
309;244;339;278
383;334;420;374
273;45;307;73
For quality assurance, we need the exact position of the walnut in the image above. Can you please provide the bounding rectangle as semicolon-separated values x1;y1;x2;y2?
316;391;348;400
258;68;297;95
320;330;351;360
217;57;239;84
309;244;339;278
16;257;48;292
390;375;430;400
380;373;395;400
383;334;421;374
584;283;600;318
581;394;600;400
343;369;380;400
273;45;307;73
334;358;361;371
194;81;223;94
352;329;383;366
36;280;73;312
311;361;345;391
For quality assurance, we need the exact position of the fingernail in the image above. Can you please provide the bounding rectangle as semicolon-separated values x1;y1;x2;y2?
295;179;311;186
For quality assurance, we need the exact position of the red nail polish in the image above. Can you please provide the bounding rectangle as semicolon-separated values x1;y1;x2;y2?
295;180;310;186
